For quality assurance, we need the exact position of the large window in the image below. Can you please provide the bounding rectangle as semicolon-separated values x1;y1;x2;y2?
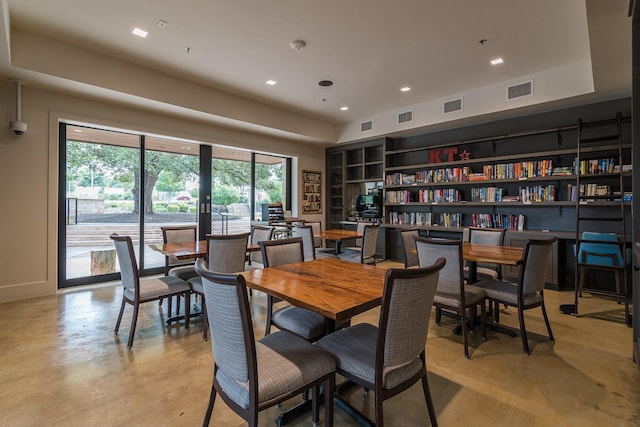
59;123;292;287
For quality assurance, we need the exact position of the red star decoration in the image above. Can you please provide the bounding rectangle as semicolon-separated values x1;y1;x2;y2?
460;150;471;160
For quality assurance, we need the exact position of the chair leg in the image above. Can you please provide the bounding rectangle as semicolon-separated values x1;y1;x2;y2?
374;387;384;427
184;292;190;330
202;380;217;427
324;375;334;427
114;299;126;334
622;271;631;326
312;386;320;425
461;308;470;359
518;306;530;355
480;301;486;340
421;372;438;427
435;307;441;325
540;294;554;342
127;303;140;349
265;295;274;336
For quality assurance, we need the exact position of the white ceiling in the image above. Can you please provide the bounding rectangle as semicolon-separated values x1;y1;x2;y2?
0;0;632;144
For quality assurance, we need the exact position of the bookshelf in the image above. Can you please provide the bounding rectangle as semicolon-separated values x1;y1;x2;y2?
383;119;631;236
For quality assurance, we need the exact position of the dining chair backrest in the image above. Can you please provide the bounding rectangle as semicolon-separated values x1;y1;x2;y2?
578;231;626;267
304;220;322;248
467;227;506;274
161;225;197;272
415;237;464;296
292;226;315;261
520;238;556;295
206;232;251;273
378;260;445;377
260;237;305;267
397;228;420;268
355;221;368;247
361;225;380;263
467;227;506;246
110;233;140;296
195;259;254;396
250;226;274;264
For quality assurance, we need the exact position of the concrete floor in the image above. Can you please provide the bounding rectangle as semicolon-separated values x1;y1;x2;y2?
1;261;638;426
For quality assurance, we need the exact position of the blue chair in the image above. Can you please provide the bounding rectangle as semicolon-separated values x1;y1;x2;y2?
577;232;630;325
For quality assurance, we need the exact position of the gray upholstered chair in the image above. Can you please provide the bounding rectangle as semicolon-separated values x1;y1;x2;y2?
475;237;556;355
248;226;274;266
259;237;328;341
303;220;323;248
397;228;420;268
194;259;336;427
316;259;446;427
161;224;199;279
337;224;379;265
292;225;337;261
292;225;317;261
160;225;198;315
110;233;191;349
188;232;251;340
463;227;506;282
415;237;486;358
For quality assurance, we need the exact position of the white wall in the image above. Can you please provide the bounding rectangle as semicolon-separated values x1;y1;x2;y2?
0;81;327;303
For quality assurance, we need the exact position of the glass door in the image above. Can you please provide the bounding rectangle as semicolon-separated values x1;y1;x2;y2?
60;124;142;286
142;136;199;271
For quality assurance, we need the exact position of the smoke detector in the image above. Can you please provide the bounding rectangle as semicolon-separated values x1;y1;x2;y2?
290;40;306;51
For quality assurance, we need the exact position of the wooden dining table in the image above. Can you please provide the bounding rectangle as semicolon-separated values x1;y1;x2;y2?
462;241;523;283
313;229;363;255
150;240;260;260
241;257;386;331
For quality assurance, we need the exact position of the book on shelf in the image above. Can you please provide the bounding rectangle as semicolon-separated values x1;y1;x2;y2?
574;157;617;175
388;211;432;226
519;184;556;203
471;213;525;230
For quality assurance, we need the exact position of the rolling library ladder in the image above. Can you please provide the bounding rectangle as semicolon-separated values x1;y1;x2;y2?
560;113;631;325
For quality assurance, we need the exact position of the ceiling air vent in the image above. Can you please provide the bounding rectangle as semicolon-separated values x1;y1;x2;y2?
398;110;413;124
507;81;533;100
361;120;373;132
443;98;463;114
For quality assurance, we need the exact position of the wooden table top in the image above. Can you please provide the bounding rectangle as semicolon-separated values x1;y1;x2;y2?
241;258;386;322
314;229;362;241
463;242;523;266
151;240;260;260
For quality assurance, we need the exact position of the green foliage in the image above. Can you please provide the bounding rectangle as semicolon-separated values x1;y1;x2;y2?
268;188;282;203
188;206;197;213
167;204;180;213
212;184;240;206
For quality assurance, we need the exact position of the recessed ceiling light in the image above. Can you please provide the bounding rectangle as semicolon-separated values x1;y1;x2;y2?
340;106;349;111
490;57;504;65
400;86;411;92
266;80;277;86
73;129;83;133
132;28;148;38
